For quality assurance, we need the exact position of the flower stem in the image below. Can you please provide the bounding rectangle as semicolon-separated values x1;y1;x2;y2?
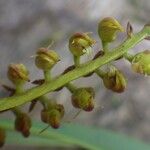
39;96;54;109
44;70;51;82
73;56;80;67
102;41;109;53
0;26;149;111
124;53;134;62
95;69;105;78
12;107;22;116
12;84;24;116
66;83;77;93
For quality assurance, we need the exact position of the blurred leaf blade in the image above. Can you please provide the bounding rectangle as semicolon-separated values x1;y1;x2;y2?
0;119;150;150
7;131;73;148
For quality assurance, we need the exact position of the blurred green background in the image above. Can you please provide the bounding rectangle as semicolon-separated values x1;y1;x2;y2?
0;0;150;149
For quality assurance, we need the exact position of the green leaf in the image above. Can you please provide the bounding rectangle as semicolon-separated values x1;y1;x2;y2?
7;131;73;148
0;119;150;150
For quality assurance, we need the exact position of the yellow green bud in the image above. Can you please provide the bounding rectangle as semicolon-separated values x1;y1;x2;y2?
131;50;150;75
41;109;49;123
69;33;95;56
7;63;29;85
54;104;65;118
48;109;61;129
15;113;32;137
41;109;61;129
35;48;60;71
0;127;5;148
71;87;95;111
41;104;64;129
103;67;127;93
98;17;124;43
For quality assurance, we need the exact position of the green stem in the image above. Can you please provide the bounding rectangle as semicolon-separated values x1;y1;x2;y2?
95;69;105;78
96;40;108;78
73;56;80;67
102;41;109;53
12;107;22;116
124;53;134;62
44;70;51;82
39;96;54;109
66;83;77;93
15;84;24;94
12;84;23;116
0;26;149;111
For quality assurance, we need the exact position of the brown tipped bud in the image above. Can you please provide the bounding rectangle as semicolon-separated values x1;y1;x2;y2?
131;50;150;76
71;87;95;111
54;104;65;118
85;87;95;98
41;109;49;123
69;32;95;56
35;48;60;71
103;67;127;93
0;127;5;147
98;17;124;43
7;63;29;85
48;109;61;129
15;113;32;137
41;104;64;129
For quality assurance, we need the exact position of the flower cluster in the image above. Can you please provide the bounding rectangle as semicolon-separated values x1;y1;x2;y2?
0;17;150;147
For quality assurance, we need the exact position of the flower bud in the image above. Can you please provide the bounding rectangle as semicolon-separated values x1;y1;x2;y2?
15;113;32;137
0;127;5;147
55;104;65;118
41;109;49;124
41;109;61;129
69;33;95;56
35;48;60;71
98;17;124;43
131;50;150;75
7;63;29;85
41;104;64;129
103;68;126;93
47;109;61;129
71;87;95;111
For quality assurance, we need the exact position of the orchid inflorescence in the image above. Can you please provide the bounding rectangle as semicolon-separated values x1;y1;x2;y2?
0;17;150;147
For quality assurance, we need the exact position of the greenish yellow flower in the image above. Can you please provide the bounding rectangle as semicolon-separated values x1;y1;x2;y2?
35;48;60;71
7;63;29;85
98;17;124;43
41;104;64;129
103;67;126;93
132;50;150;75
69;32;95;56
15;113;31;137
71;87;95;111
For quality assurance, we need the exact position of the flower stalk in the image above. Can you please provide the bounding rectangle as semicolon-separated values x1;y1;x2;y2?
0;24;149;112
